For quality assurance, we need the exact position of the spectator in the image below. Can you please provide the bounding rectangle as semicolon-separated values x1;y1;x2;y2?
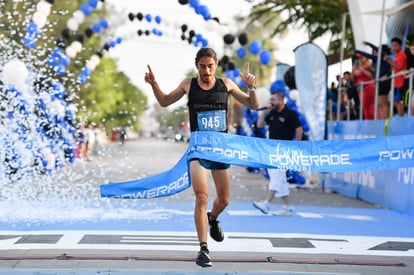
85;122;96;160
353;57;376;119
405;37;414;114
355;42;392;119
327;81;343;120
342;71;359;120
75;121;87;160
384;37;407;117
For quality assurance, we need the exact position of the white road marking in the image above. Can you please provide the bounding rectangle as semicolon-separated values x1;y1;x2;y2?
228;210;377;221
1;230;413;257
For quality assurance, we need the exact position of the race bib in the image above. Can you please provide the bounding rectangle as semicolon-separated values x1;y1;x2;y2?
197;110;227;131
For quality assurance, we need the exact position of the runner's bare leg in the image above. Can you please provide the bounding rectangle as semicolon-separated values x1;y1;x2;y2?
191;160;210;244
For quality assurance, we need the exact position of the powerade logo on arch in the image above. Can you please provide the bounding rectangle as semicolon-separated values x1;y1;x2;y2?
269;144;352;171
379;148;414;161
119;172;189;199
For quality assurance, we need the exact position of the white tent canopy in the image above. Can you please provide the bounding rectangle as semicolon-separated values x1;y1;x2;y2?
365;1;414;16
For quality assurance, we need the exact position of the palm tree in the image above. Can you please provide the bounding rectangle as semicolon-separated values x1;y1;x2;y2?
245;0;354;64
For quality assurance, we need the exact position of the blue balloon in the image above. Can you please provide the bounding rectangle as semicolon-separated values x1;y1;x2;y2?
197;5;211;20
100;19;109;29
259;49;272;65
189;0;200;8
26;22;39;36
23;35;36;48
92;22;101;33
60;55;71;67
116;37;123;44
249;40;261;55
88;0;98;8
110;41;116;48
78;74;87;84
302;121;310;132
296;176;306;185
225;69;234;79
47;55;58;66
53;82;66;98
286;100;295;109
233;68;241;78
80;3;92;15
236;47;247;59
239;80;247;89
270;80;287;95
155;15;162;24
55;64;66;75
56;49;67;60
52;47;63;56
81;67;91;76
195;34;203;41
201;38;208;47
145;14;152;22
299;114;306;123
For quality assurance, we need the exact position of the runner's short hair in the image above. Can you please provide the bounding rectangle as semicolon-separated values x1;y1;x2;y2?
195;48;217;63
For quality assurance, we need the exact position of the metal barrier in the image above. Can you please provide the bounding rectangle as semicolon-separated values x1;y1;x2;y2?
329;68;414;120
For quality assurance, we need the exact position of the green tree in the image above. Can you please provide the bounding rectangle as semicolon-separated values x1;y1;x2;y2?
245;0;354;64
77;57;148;131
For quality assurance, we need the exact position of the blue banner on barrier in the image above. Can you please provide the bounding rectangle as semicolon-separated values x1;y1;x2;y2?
325;117;414;215
100;131;414;199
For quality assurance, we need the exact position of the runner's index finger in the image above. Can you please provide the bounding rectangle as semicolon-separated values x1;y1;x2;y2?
245;63;250;75
147;64;153;74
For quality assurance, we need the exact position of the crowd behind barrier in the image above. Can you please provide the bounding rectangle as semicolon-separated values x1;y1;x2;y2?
325;117;414;215
327;68;414;121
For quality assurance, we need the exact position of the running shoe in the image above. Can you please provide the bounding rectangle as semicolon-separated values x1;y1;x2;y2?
207;212;224;242
195;249;212;267
272;207;293;216
252;201;269;214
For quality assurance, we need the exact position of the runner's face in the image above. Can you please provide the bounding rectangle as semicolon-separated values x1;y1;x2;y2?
196;57;217;83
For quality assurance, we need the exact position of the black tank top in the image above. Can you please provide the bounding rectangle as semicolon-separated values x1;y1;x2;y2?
187;77;228;132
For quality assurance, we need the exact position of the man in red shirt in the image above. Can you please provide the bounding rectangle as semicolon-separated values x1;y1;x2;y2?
384;37;407;116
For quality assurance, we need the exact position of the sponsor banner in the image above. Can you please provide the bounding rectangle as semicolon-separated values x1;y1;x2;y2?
325;118;414;215
327;119;384;139
387;116;414;135
327;117;414;139
101;131;414;199
294;42;327;140
327;168;414;215
188;131;414;172
100;150;190;199
276;63;290;80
